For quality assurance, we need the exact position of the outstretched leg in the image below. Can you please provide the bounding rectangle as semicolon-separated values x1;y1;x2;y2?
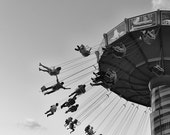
45;110;51;114
64;122;69;127
70;128;75;133
39;63;51;70
69;92;76;97
47;111;54;117
93;72;98;76
39;68;49;73
44;90;56;95
73;94;78;99
75;48;79;51
75;45;80;51
41;86;53;92
65;109;70;114
95;77;103;82
61;102;68;109
90;82;103;86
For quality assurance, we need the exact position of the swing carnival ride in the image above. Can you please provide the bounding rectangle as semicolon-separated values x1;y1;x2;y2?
40;10;170;135
98;10;170;135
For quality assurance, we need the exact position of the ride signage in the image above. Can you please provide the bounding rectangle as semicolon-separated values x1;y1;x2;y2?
129;12;157;31
161;11;170;25
107;21;126;44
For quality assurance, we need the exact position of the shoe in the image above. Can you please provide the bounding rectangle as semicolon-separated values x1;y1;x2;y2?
39;63;42;66
39;68;41;71
41;86;46;92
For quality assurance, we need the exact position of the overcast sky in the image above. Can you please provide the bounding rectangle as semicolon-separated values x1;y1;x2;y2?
0;0;170;135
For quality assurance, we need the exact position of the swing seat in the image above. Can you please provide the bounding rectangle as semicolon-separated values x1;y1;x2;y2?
105;69;117;83
80;50;91;57
142;30;156;45
79;45;91;57
151;65;164;76
112;44;126;58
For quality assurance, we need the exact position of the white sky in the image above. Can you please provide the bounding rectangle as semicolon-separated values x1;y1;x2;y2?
0;0;170;135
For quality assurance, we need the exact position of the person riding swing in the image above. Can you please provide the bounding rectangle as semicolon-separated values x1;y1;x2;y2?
69;84;86;98
41;76;71;95
39;63;61;76
45;103;58;117
75;44;92;57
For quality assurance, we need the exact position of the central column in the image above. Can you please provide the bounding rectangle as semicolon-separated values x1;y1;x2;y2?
149;75;170;135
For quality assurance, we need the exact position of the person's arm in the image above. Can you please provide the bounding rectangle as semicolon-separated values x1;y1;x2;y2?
63;86;71;90
56;76;59;83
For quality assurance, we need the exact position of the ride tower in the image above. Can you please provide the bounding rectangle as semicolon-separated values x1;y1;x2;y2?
97;10;170;135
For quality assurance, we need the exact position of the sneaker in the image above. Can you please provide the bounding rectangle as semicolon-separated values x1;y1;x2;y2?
41;86;46;92
93;72;98;76
90;83;93;86
91;78;94;81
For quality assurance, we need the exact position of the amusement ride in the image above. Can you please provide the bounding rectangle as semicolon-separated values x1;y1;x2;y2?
40;10;170;135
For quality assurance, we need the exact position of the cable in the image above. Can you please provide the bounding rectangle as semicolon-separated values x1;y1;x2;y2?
76;88;104;112
68;88;104;119
95;97;122;131
62;64;96;81
55;56;84;67
89;95;118;125
120;105;139;135
138;108;150;135
65;70;95;87
111;103;135;135
102;101;128;135
80;93;111;123
75;90;106;120
61;57;96;73
78;91;108;122
141;111;150;135
133;107;148;135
